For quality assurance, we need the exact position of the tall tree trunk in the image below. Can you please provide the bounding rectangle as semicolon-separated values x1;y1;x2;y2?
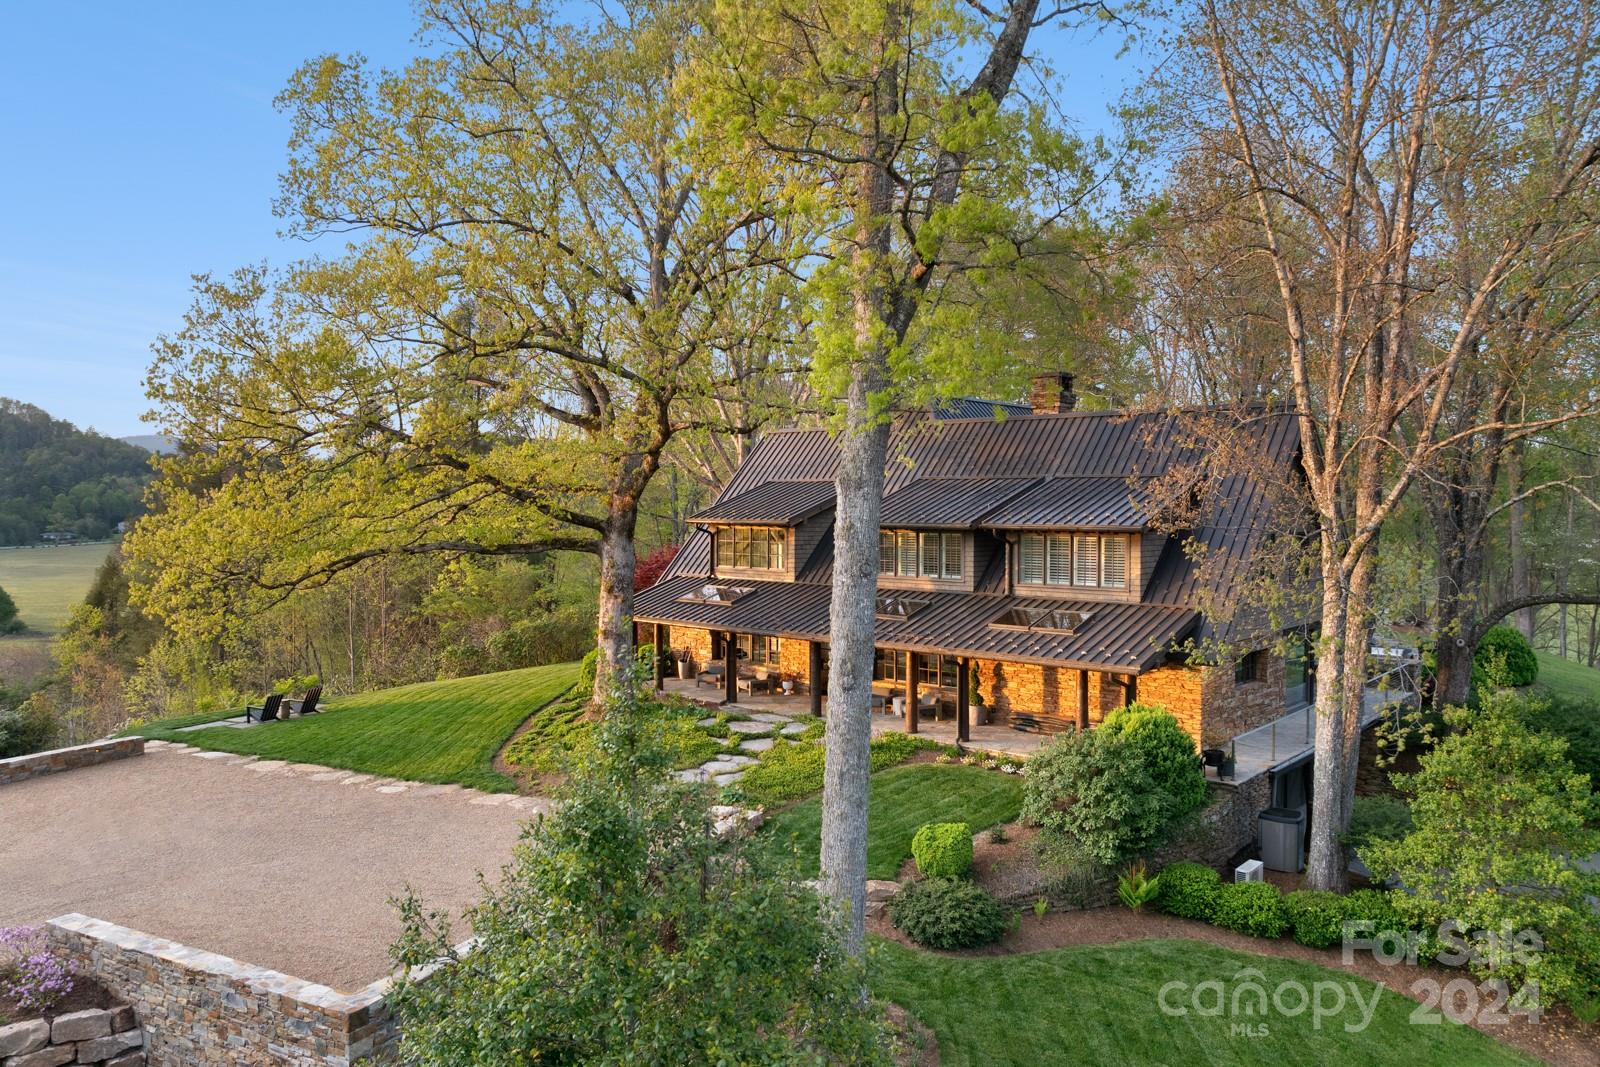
1304;546;1351;891
594;507;639;703
1507;445;1535;639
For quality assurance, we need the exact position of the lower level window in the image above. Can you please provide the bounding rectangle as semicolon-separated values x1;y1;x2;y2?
874;650;960;687
715;632;781;666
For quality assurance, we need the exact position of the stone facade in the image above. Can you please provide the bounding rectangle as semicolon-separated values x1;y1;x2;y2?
1150;773;1275;872
45;916;401;1067
0;1006;145;1067
1139;648;1287;748
0;738;144;786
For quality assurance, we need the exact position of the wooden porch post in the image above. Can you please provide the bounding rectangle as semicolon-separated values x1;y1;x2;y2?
957;656;971;743
905;652;919;734
808;641;823;717
1077;669;1090;731
652;623;666;692
723;632;738;705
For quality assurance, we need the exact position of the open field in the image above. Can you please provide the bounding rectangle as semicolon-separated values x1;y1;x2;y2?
871;937;1533;1066
1535;650;1600;702
764;762;1024;879
126;661;581;792
0;541;113;631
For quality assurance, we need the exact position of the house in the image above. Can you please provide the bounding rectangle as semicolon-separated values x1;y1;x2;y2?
634;374;1320;781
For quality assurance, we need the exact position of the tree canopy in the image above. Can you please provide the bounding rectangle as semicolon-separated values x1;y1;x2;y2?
0;398;152;545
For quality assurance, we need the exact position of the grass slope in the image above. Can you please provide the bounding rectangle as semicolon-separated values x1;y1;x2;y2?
0;542;113;631
1535;650;1600;702
130;662;580;792
872;937;1532;1067
765;763;1023;880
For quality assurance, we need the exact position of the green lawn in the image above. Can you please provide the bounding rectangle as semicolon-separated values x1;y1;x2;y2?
1535;650;1600;702
127;661;581;792
0;542;113;631
871;937;1533;1066
765;763;1024;879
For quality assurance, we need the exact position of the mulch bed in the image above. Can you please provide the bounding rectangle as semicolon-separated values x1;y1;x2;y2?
870;896;1598;1067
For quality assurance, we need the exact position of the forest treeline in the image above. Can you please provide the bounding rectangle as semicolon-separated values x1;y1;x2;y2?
0;399;152;545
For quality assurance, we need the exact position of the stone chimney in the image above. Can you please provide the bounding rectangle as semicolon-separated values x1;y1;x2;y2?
1029;372;1077;414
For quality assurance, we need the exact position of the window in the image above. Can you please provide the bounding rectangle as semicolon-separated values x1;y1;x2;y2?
880;529;963;580
715;632;781;665
1235;649;1265;684
991;606;1092;634
875;649;960;687
715;526;786;571
1017;532;1130;591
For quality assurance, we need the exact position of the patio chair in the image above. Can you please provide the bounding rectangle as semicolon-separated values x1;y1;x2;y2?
284;685;322;715
917;692;939;720
737;668;774;696
245;693;283;723
695;664;725;688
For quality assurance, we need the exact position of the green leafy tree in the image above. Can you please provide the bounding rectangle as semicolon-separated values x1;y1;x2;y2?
0;584;22;635
697;0;1125;952
386;679;891;1065
134;0;811;701
1361;693;1600;1007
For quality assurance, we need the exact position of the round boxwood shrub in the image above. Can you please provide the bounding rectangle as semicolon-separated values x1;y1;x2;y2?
1155;862;1222;921
1212;882;1290;939
911;822;974;878
888;878;1008;950
1284;890;1347;949
1474;625;1538;688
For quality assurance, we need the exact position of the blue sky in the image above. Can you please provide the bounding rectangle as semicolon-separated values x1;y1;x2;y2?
0;4;1142;437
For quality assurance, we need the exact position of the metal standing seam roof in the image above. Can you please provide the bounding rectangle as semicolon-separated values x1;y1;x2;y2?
633;575;1198;673
688;480;835;524
978;477;1153;530
878;478;1039;528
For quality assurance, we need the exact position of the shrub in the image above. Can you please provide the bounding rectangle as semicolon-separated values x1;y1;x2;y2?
1117;862;1161;911
888;878;1008;950
1155;862;1222;921
1021;707;1207;867
1517;693;1600;792
911;822;974;878
387;683;890;1065
0;704;55;759
1340;795;1413;850
1473;624;1538;689
577;647;601;693
0;585;22;635
1212;882;1290;939
1362;692;1600;1007
0;925;74;1013
1284;890;1347;949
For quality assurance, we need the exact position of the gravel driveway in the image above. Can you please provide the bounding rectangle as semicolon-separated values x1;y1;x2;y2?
0;742;542;990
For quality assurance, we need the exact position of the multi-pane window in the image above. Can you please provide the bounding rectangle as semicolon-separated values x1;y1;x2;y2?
879;530;963;580
716;632;781;665
1018;532;1130;591
715;526;786;571
874;649;960;687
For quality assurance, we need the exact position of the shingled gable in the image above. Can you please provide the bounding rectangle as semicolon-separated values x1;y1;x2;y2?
642;406;1300;676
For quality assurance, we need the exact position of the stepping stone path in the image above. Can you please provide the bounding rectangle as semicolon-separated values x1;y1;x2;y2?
725;720;772;735
779;722;810;736
746;712;788;724
738;737;775;754
697;717;720;727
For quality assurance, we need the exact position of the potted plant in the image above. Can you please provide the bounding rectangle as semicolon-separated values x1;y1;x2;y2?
1218;740;1237;780
674;649;694;680
781;677;796;695
969;664;988;726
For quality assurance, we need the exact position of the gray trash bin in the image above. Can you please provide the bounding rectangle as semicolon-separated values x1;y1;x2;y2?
1259;807;1305;873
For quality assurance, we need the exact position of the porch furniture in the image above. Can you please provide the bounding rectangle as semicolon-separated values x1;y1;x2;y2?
737;668;775;696
283;686;322;716
695;664;725;688
870;692;888;714
245;693;283;723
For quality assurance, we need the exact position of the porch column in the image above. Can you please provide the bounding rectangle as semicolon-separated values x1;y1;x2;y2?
808;642;823;717
652;623;666;692
1077;669;1090;731
724;632;738;705
957;656;971;743
905;653;919;734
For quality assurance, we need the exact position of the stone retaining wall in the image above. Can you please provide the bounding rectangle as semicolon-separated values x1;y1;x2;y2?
0;1005;145;1067
45;916;400;1067
0;738;144;787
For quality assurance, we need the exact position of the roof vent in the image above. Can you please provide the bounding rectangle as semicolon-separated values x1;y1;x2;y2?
876;593;931;620
991;606;1092;634
1030;373;1077;414
678;584;754;606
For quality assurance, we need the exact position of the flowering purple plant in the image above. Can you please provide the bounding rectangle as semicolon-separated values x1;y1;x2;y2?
0;926;74;1013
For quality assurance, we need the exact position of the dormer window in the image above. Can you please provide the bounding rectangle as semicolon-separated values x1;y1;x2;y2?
879;530;962;580
1018;532;1128;590
714;526;787;571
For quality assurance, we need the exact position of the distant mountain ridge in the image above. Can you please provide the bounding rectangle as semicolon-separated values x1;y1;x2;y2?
119;433;178;455
0;399;153;546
